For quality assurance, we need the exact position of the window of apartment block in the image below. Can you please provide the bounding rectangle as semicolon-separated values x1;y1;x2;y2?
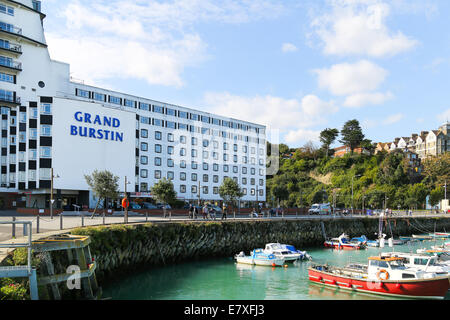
191;185;197;194
154;157;161;166
141;129;148;138
39;168;51;180
202;186;208;194
40;146;51;158
140;169;148;178
168;133;174;142
180;185;186;193
180;172;186;181
167;171;174;180
191;173;197;181
40;125;51;136
155;131;162;140
140;156;148;165
154;170;161;179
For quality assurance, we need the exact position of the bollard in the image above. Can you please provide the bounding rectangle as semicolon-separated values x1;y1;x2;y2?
146;212;148;222
60;214;63;230
36;215;40;234
12;216;16;238
81;214;84;227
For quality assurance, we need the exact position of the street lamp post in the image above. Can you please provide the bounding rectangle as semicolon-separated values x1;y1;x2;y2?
124;176;130;224
50;168;60;219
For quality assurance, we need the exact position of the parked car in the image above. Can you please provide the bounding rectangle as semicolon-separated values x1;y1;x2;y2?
157;203;172;210
130;202;142;210
207;204;222;214
308;203;331;215
141;202;158;209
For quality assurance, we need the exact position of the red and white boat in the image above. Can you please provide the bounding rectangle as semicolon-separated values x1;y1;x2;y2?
324;233;366;250
308;256;450;299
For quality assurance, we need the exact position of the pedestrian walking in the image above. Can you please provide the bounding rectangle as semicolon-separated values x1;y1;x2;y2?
193;205;198;219
188;204;194;219
209;207;216;220
222;203;227;220
202;204;208;220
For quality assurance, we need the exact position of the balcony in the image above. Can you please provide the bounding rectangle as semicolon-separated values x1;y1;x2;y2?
0;56;21;71
0;22;22;36
0;40;22;55
0;90;20;105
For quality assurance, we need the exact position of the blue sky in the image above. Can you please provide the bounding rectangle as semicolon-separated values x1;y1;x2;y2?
42;0;450;148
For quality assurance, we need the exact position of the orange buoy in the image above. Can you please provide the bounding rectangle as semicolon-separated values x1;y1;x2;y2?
272;263;276;267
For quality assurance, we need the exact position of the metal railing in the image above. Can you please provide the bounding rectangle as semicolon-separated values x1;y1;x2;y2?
0;41;22;53
0;22;22;35
0;220;38;300
0;92;20;104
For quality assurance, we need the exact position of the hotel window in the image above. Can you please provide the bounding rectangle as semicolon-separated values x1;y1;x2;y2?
167;171;174;180
2;119;7;129
9;172;15;182
155;131;162;140
223;142;228;150
19;112;26;123
0;72;14;84
10;135;16;145
180;160;186;168
213;163;219;171
250;188;255;196
212;152;218;160
40;103;51;115
153;118;163;127
167;133;174;142
141;129;148;138
242;146;248;153
251;178;255;185
140;183;148;192
213;118;220;126
30;108;38;119
141;142;148;152
140;117;150;125
201;116;210;123
203;162;208;170
93;92;105;102
167;146;174;155
259;159;264;165
154;157;161;166
178;123;187;131
153;105;164;114
167;159;174;167
191;137;197;145
180;185;186;193
251;157;256;165
191;173;197;181
233;166;238;173
213;175;219;183
40;147;52;158
29;149;37;160
9;153;16;163
166;108;176;116
0;5;14;16
166;121;176;129
28;170;36;181
223;164;229;172
140;169;148;178
242;156;248;164
191;149;197;158
10;115;16;126
180;148;186;156
233;155;238;163
251;168;256;175
18;132;26;143
223;153;228;162
190;113;199;121
213;187;219;195
242;177;247;185
139;103;149;111
242;188;247;195
140;156;148;165
259;169;264;176
180;172;186;181
180;135;186;144
202;186;208;194
179;111;188;119
76;89;90;98
1;137;6;147
259;179;264;186
233;144;238;152
154;170;161;179
191;185;198;194
39;168;51;180
40;125;51;136
203;139;209;148
202;151;208;159
191;161;198;170
259;189;264;197
109;96;121;105
242;167;247;174
124;99;135;108
18;171;25;182
259;148;264;156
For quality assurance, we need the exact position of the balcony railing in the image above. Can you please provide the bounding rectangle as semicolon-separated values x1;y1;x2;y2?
0;41;22;54
0;22;22;35
0;92;20;104
0;58;21;70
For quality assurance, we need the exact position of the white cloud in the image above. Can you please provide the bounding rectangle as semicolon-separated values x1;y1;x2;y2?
284;128;321;144
46;0;286;87
343;91;393;108
314;60;388;96
383;113;404;125
310;0;418;57
203;92;337;146
281;43;298;53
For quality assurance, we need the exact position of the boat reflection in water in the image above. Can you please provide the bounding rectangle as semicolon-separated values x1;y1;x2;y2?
308;282;388;300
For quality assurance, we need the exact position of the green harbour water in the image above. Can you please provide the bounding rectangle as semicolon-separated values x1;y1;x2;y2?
102;239;450;300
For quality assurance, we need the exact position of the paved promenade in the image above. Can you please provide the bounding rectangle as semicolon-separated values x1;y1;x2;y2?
0;209;448;243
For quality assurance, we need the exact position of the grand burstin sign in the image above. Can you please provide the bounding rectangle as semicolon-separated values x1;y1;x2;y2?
70;111;124;142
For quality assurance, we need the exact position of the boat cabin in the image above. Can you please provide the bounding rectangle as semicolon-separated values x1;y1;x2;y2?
367;256;421;280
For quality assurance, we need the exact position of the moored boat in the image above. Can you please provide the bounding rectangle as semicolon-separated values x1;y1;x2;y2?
308;256;450;299
324;233;366;250
412;235;433;241
263;243;311;262
380;251;450;275
235;249;285;267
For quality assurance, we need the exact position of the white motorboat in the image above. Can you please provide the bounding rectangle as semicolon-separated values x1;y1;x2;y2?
235;249;285;267
381;251;450;275
263;243;307;262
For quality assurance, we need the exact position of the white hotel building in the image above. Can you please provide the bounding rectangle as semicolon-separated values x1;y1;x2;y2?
0;0;266;210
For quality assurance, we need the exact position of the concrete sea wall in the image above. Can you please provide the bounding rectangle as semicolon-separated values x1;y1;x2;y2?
69;217;450;283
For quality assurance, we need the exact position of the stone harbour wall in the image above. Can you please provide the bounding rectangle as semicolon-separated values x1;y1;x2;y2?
69;217;450;284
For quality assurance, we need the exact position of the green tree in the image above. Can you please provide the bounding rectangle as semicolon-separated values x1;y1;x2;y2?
85;170;119;217
406;183;428;209
339;119;365;154
219;177;244;209
151;178;177;217
319;128;339;158
429;186;444;208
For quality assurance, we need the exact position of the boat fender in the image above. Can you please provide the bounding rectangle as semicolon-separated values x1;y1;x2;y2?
284;265;288;268
272;263;276;267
